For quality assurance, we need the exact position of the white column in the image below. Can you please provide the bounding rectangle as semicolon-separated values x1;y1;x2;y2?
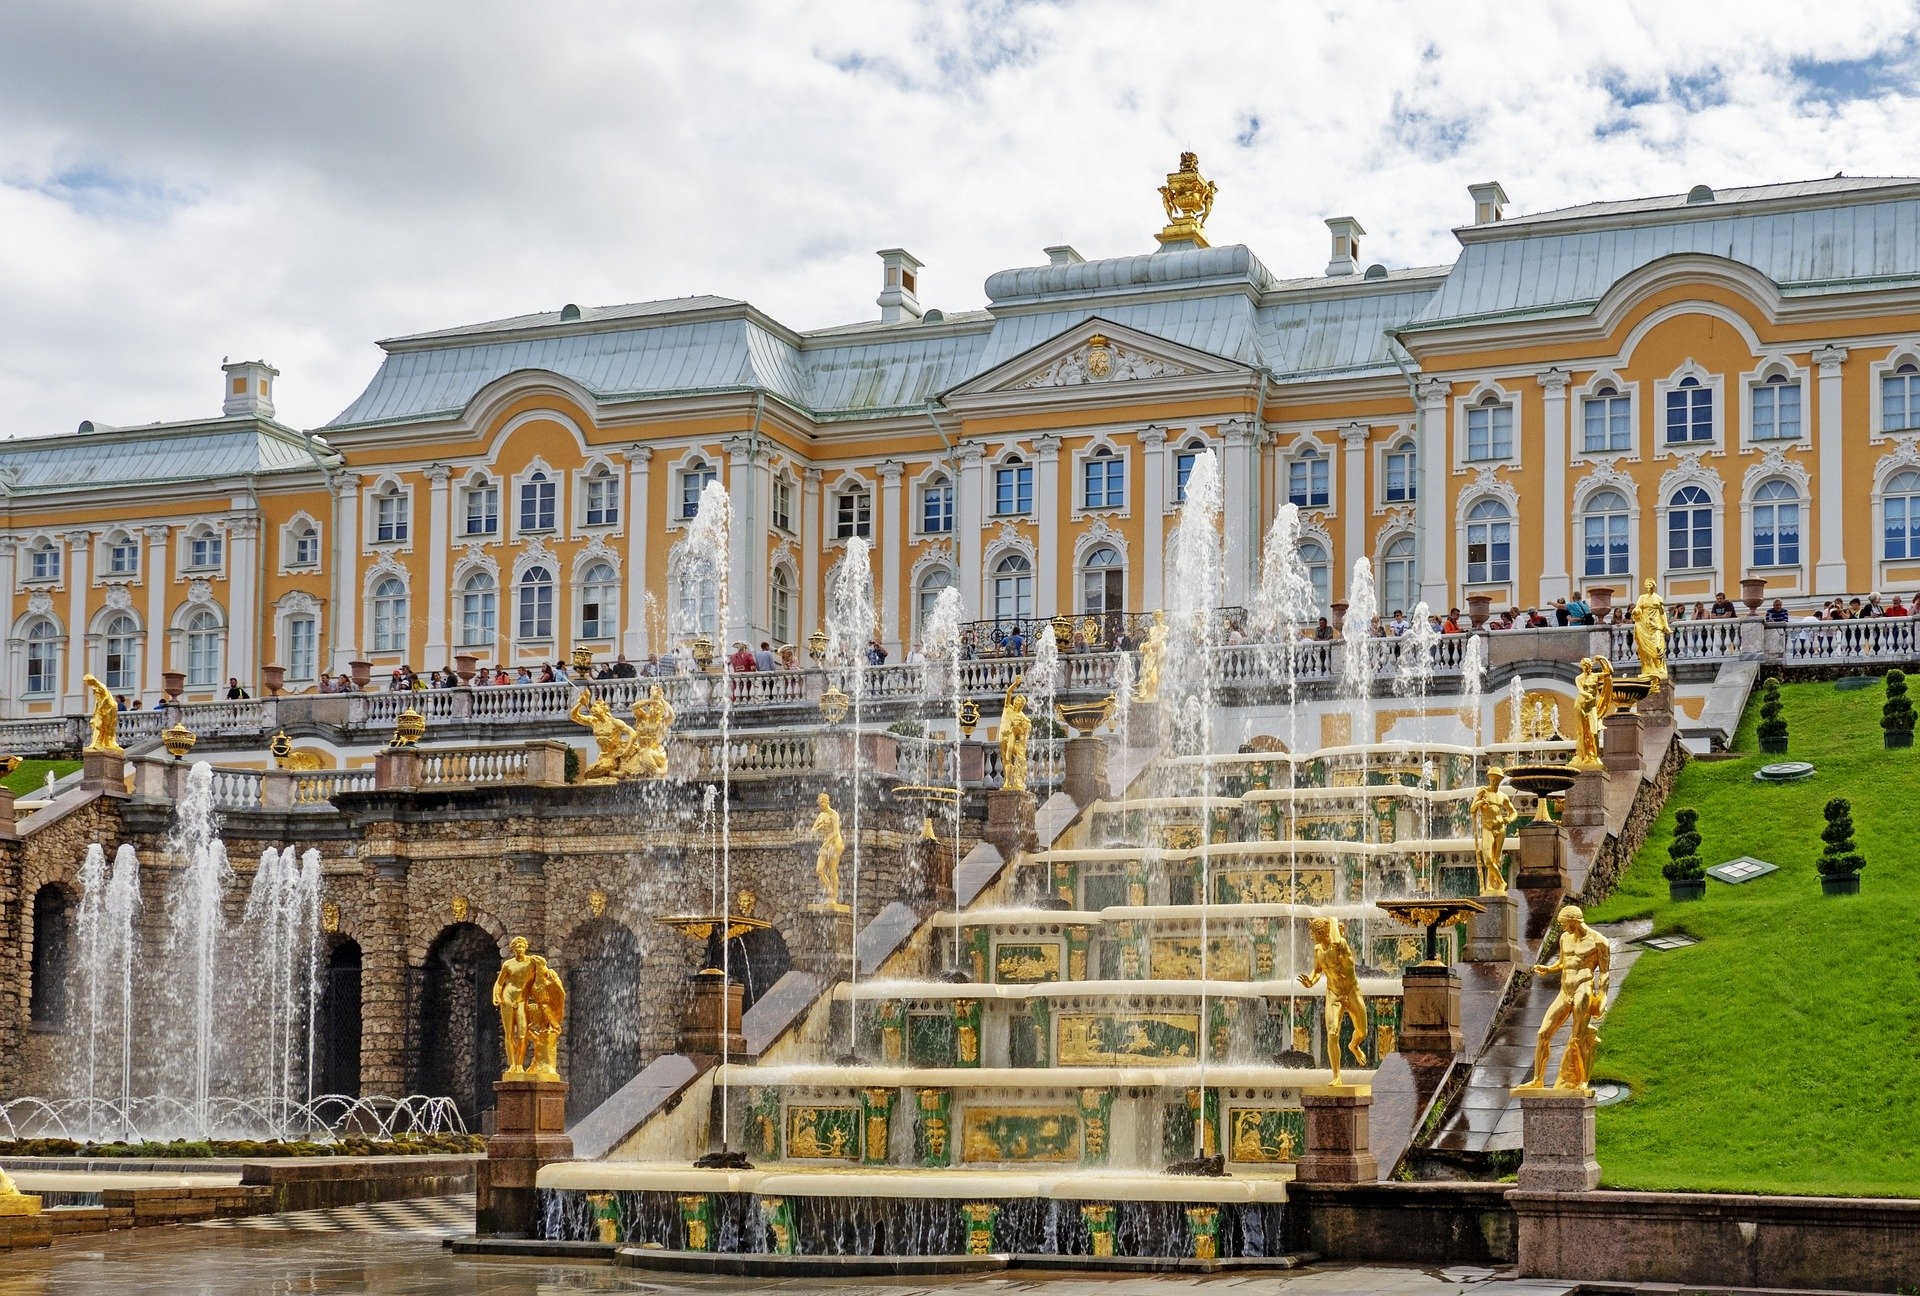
1813;345;1850;594
1416;378;1451;610
1339;422;1369;581
1140;426;1167;612
64;530;91;709
142;525;168;702
424;464;451;669
801;468;823;638
227;514;260;688
1221;419;1256;606
330;474;361;670
956;444;985;618
1537;368;1572;604
877;459;905;652
1032;436;1061;619
0;539;13;716
722;437;759;647
620;446;652;657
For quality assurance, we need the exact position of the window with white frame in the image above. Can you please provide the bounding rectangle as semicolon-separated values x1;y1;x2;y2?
680;459;717;520
1384;442;1416;502
994;459;1033;516
28;542;60;582
771;566;794;645
1174;440;1204;503
772;476;794;533
185;610;222;688
371;577;408;652
583;469;619;527
1751;373;1802;441
579;562;617;639
1299;541;1331;612
1666;486;1714;570
187;530;222;570
1665;377;1713;445
1380;536;1416;614
1751;479;1801;566
1465;498;1512;584
991;552;1033;620
463;481;499;536
373;487;409;543
1080;545;1124;615
288;522;319;568
518;566;555;640
1082;446;1125;510
1287;449;1330;508
676;571;718;637
915;567;951;636
1885;470;1920;559
1883;363;1920;433
833;486;873;540
458;571;496;646
24;620;59;694
519;471;557;533
105;534;139;577
1581;489;1631;578
920;475;954;534
1582;386;1632;453
286;616;317;682
102;614;139;691
1465;397;1513;461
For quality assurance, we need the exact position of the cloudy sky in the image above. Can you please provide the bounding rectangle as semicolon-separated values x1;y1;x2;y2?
5;0;1920;435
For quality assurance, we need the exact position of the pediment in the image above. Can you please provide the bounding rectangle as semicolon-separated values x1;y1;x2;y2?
950;319;1244;399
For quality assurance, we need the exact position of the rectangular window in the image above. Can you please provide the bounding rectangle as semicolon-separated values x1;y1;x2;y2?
1466;403;1513;461
1667;507;1714;569
1582;514;1630;577
30;547;58;581
1751;382;1801;440
1884;370;1920;432
107;541;139;575
459;590;495;646
1582;394;1632;452
1082;454;1125;509
103;637;135;691
1287;457;1329;508
920;482;954;534
772;477;793;532
375;492;408;543
519;478;556;532
186;630;220;688
287;617;317;681
681;467;716;520
1175;449;1198;503
1466;519;1512;583
834;490;873;540
519;585;554;640
994;464;1033;516
464;485;499;536
189;535;222;569
292;531;319;567
584;475;619;526
1384;447;1416;502
1665;383;1714;444
26;644;56;694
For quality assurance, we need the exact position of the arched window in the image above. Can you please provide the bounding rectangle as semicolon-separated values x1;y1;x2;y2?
1287;448;1329;508
518;566;555;640
102;613;140;692
991;552;1033;621
1667;485;1714;570
458;571;496;647
1466;395;1513;461
519;470;556;533
185;609;222;686
770;566;794;645
104;531;140;576
1083;446;1125;509
1299;542;1331;612
1752;373;1802;441
1465;498;1512;583
1175;439;1205;503
583;467;619;527
1384;441;1417;502
24;619;60;696
286;615;317;682
373;485;409;544
1665;376;1713;445
287;521;319;568
29;885;73;1026
915;567;952;636
463;478;500;537
993;456;1032;517
1080;545;1124;616
1581;489;1631;578
833;485;873;540
1884;469;1920;559
919;474;953;534
1380;536;1416;614
579;562;617;640
676;571;718;637
680;459;716;520
1883;362;1920;433
27;541;60;583
1752;480;1801;566
1582;385;1631;453
371;577;408;653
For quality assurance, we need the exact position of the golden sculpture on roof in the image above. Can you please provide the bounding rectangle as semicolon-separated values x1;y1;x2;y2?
1157;153;1218;248
83;673;121;754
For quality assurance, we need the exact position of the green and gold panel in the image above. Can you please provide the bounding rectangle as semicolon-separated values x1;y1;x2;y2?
1148;935;1251;981
1215;868;1335;905
745;1089;781;1161
1371;931;1425;975
993;942;1061;984
959;1107;1082;1163
1368;995;1402;1061
908;1011;955;1067
785;1105;862;1160
1295;813;1364;843
1057;1011;1199;1065
1226;1106;1304;1165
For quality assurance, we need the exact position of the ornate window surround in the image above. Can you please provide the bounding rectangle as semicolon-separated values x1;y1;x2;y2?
1569;368;1641;465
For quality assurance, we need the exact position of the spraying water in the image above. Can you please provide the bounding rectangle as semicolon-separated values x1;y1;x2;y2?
1460;634;1486;745
1506;675;1525;745
921;587;967;963
1026;628;1062;794
165;762;232;1139
1395;601;1437;732
75;844;107;1121
105;845;140;1139
1340;559;1378;749
826;536;877;1057
1251;505;1317;1005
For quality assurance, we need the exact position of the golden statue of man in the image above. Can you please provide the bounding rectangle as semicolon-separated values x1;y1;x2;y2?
493;936;540;1078
1632;578;1670;685
1570;657;1614;772
522;958;567;1081
998;689;1033;794
810;792;846;911
1133;611;1168;703
83;673;121;754
1469;766;1518;894
1521;904;1611;1092
1298;916;1370;1084
569;689;634;782
626;684;675;779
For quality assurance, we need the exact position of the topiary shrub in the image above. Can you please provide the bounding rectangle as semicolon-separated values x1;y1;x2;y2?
1756;678;1788;752
563;744;582;784
1662;808;1704;882
1818;798;1865;878
1882;670;1914;747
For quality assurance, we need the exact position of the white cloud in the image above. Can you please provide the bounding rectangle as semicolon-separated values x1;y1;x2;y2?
3;0;1920;433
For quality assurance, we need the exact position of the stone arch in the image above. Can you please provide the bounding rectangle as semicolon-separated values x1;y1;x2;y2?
553;916;644;1120
414;921;506;1128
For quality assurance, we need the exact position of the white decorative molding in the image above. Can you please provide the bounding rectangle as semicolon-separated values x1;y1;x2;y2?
512;534;559;580
103;585;133;612
1455;465;1522;522
26;591;52;618
276;590;321;617
1015;335;1191;388
1874;437;1920;487
1655;450;1724;502
1572;459;1638;508
1073;515;1130;566
577;535;620;569
1741;444;1811;497
186;578;214;606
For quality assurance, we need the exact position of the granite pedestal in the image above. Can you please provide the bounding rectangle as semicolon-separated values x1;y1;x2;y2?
1562;768;1610;828
1515;1090;1600;1192
1601;711;1644;777
81;749;126;793
1464;892;1523;964
677;971;746;1060
984;787;1037;859
1397;964;1463;1056
478;1078;572;1236
1296;1086;1379;1184
1516;820;1568;890
1062;735;1109;806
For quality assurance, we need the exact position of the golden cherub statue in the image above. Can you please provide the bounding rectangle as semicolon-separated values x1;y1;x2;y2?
1469;766;1518;894
1519;904;1611;1093
1133;610;1167;703
1298;916;1371;1085
1632;578;1670;686
1570;656;1615;772
1156;152;1218;248
998;686;1033;794
569;689;634;783
493;935;565;1081
627;684;674;779
809;791;847;912
83;673;121;754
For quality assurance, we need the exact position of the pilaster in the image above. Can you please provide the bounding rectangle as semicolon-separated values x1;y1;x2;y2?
1416;378;1450;609
878;459;905;651
1813;346;1849;594
1140;426;1167;612
226;514;261;688
1032;436;1061;618
0;540;14;717
330;474;362;671
801;468;823;639
142;526;168;703
956;444;986;618
1221;418;1257;605
722;436;761;646
1339;422;1369;583
621;446;653;657
63;530;91;709
424;464;451;669
1537;369;1571;603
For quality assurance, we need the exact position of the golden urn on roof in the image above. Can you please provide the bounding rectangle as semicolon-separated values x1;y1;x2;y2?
1156;152;1218;249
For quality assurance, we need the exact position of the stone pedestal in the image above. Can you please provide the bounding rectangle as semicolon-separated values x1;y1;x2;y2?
1516;820;1568;890
0;786;16;840
1296;1086;1379;1184
984;787;1037;859
958;740;986;786
1639;680;1674;729
909;836;955;906
477;1078;572;1236
1397;964;1464;1056
677;971;746;1060
1464;892;1523;964
1562;767;1610;828
1601;711;1643;777
1516;1090;1600;1192
1125;700;1160;746
80;750;125;794
790;904;855;985
1062;735;1109;806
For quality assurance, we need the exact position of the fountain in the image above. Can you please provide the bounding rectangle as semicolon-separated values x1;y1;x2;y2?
826;535;876;1058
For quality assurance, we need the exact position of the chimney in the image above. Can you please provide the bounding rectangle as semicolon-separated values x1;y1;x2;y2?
876;249;924;323
222;359;278;419
1044;245;1085;267
1324;217;1365;277
1468;181;1508;225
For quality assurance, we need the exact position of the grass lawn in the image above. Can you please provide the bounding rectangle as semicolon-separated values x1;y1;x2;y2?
1586;678;1920;1196
2;758;80;797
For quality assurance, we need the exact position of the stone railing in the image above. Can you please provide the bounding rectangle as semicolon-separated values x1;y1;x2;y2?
130;756;368;812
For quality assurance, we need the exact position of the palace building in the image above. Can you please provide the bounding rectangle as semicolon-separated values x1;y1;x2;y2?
8;161;1920;715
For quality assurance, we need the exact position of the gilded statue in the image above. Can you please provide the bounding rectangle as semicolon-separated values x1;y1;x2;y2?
627;684;675;779
569;689;635;783
1156;152;1218;247
1298;916;1370;1084
494;936;565;1081
1570;656;1615;772
1520;904;1611;1093
0;756;19;777
1632;578;1670;686
1133;610;1167;703
522;957;567;1081
83;673;121;754
810;791;847;912
1469;767;1518;894
998;686;1033;794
